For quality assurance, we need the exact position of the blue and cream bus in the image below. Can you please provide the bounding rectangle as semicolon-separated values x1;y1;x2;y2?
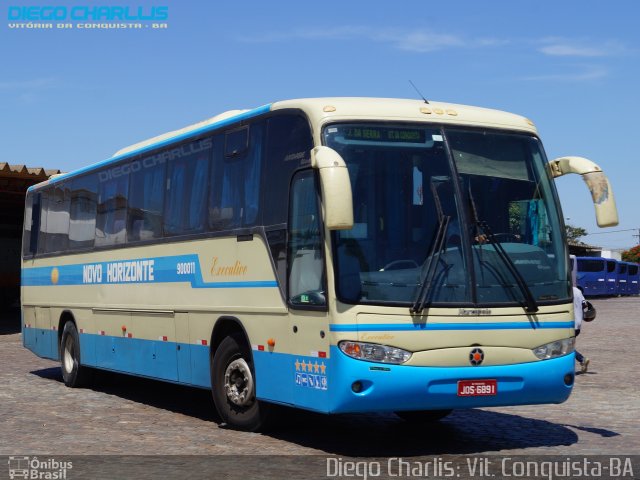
21;98;618;430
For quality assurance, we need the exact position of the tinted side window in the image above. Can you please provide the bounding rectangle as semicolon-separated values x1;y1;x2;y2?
128;157;166;241
69;174;98;250
164;138;211;236
22;193;35;257
264;115;313;226
287;170;326;307
37;190;49;255
210;123;264;231
96;172;129;247
577;259;605;273
44;184;70;253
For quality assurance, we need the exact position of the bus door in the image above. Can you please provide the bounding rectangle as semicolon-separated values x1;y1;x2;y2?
286;170;331;412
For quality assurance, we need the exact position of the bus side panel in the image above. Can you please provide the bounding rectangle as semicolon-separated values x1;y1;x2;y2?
22;307;36;349
252;350;296;407
34;307;57;360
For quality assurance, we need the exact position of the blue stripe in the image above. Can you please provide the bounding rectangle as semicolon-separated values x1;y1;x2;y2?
330;321;574;332
22;253;278;289
28;104;272;190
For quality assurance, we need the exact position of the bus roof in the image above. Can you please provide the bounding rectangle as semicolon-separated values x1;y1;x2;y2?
28;97;537;191
273;97;537;135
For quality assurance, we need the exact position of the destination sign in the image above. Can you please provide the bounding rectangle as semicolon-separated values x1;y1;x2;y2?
343;127;426;144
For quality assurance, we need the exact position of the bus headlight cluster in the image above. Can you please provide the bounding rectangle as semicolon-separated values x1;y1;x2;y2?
339;341;411;364
532;337;575;360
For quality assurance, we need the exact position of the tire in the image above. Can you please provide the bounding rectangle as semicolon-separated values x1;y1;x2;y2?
395;409;452;423
211;333;272;431
60;321;91;387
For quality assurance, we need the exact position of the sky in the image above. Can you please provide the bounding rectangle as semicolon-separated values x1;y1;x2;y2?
1;0;639;250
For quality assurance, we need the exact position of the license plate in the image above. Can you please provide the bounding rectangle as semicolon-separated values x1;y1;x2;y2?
457;379;497;396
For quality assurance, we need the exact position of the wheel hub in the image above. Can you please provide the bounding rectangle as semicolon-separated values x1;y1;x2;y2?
224;358;254;407
63;335;75;373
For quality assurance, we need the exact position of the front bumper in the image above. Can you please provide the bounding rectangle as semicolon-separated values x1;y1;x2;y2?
328;346;574;413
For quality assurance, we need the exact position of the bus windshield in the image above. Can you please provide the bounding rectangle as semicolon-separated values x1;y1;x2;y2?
325;123;569;308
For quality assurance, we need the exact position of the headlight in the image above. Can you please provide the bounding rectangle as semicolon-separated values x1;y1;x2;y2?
532;337;575;360
339;341;412;364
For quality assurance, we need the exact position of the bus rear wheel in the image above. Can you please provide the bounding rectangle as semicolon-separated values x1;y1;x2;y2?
395;409;452;423
60;321;91;387
211;333;271;432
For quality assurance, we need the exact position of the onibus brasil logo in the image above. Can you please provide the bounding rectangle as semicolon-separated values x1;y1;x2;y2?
8;457;72;480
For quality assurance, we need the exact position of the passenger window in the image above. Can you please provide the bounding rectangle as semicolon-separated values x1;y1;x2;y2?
96;173;129;247
164;139;211;236
44;184;70;253
36;191;49;255
128;158;165;241
69;174;97;250
288;171;326;307
22;193;37;257
210;123;263;231
263;115;313;226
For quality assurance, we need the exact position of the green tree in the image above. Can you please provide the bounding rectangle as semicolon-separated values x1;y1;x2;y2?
565;224;588;244
622;245;640;263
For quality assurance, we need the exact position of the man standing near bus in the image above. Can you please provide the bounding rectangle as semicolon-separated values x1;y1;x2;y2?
573;286;590;373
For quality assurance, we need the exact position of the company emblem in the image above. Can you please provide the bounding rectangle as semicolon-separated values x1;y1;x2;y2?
469;347;484;366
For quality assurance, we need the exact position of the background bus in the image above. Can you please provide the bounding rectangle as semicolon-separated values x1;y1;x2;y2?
21;98;618;430
576;256;609;297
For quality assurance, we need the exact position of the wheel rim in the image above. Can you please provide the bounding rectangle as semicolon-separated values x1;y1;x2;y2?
63;335;75;373
224;358;254;407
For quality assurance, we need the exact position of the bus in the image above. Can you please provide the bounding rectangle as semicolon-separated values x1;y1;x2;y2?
21;98;618;431
576;256;609;297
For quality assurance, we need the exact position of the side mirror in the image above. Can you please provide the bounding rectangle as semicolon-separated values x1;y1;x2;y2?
548;156;619;227
311;146;354;230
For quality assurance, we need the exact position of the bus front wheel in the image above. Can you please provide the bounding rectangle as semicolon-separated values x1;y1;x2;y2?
60;321;91;387
211;333;271;432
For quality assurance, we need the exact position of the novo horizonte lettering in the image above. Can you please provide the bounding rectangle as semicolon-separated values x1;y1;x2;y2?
82;260;155;284
8;6;169;21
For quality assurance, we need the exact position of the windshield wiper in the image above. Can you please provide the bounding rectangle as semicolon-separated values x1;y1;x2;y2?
410;215;450;314
476;220;539;313
465;184;538;313
411;181;451;314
